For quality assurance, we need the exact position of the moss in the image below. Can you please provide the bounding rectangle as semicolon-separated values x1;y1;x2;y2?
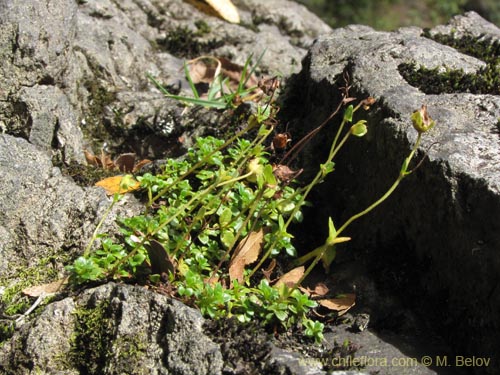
194;20;211;35
66;301;149;374
57;160;117;187
0;256;63;347
0;257;60;317
399;33;500;95
154;25;224;58
0;321;15;347
111;335;148;374
69;300;113;374
81;79;118;150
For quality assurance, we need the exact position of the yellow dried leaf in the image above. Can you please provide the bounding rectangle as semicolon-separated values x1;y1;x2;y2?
22;277;69;297
205;0;240;23
229;229;264;283
95;175;140;195
274;266;305;288
318;293;356;316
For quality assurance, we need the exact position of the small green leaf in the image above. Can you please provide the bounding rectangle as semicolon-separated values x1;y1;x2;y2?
274;309;288;322
219;207;232;227
263;164;277;185
343;105;354;122
221;230;235;249
320;161;335;176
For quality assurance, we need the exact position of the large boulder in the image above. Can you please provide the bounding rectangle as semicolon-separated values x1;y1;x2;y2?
285;11;500;374
0;283;224;374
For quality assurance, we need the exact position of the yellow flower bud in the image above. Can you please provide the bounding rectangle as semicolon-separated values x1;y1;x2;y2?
246;158;263;183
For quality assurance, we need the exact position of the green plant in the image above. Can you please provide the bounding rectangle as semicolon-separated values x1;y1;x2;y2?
68;61;434;342
289;104;435;286
68;126;317;332
147;52;266;110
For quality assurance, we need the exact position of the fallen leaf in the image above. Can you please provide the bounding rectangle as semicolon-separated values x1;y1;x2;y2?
85;150;151;173
318;293;356;316
114;153;136;173
229;229;264;283
262;258;276;282
313;282;329;296
145;240;175;276
133;158;152;172
185;56;261;100
100;149;115;170
95;175;140;195
84;149;99;167
188;57;220;84
22;277;69;297
218;57;258;89
274;266;304;288
205;0;240;23
273;164;302;183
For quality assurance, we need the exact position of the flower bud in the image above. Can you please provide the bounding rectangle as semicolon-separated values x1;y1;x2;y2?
246;158;263;183
411;105;435;134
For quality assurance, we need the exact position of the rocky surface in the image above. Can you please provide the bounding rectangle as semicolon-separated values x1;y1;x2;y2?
0;283;224;374
285;11;500;375
0;0;328;287
1;0;499;374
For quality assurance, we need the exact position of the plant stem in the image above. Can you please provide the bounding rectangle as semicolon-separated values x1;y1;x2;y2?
84;194;119;257
337;133;422;235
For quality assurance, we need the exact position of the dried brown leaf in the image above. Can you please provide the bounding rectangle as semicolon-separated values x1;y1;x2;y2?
145;240;175;276
188;59;218;84
229;229;264;283
262;258;276;282
274;266;305;288
228;257;247;284
314;282;329;296
114;153;136;173
300;282;329;297
318;293;356;316
84;150;99;167
133;158;152;172
100;149;115;170
22;277;69;297
219;57;258;89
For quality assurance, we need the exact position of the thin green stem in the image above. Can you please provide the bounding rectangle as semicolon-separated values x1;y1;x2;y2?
84;194;120;257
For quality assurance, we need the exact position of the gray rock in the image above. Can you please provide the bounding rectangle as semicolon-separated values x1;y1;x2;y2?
286;11;500;374
0;0;84;161
1;0;331;163
0;134;141;279
0;283;224;375
0;0;78;91
18;85;84;163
